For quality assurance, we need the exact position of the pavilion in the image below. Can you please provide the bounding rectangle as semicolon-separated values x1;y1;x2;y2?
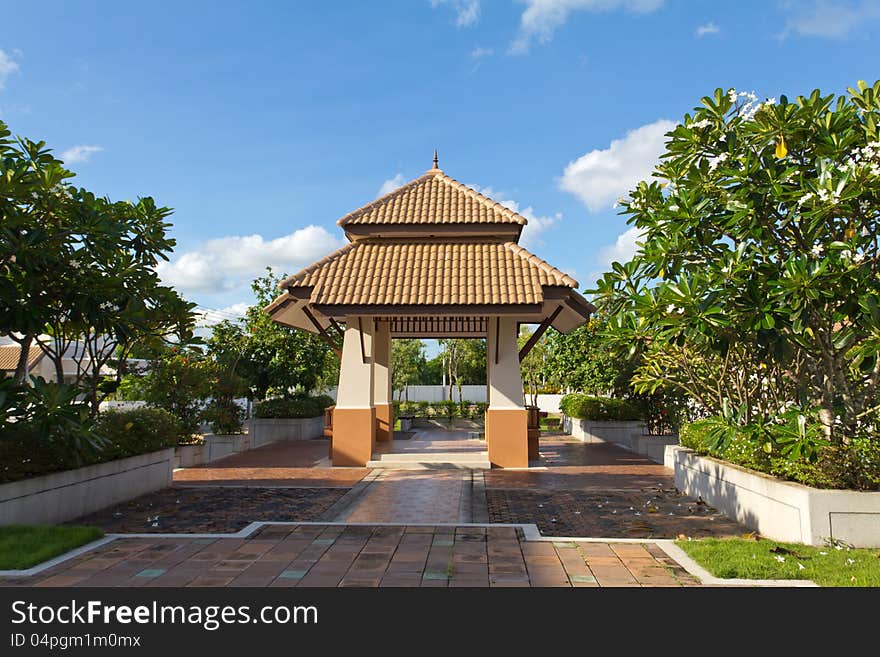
266;154;594;467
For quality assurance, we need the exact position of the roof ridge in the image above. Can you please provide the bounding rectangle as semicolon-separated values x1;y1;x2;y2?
337;170;529;228
503;242;579;288
280;242;358;287
438;172;529;226
337;174;432;227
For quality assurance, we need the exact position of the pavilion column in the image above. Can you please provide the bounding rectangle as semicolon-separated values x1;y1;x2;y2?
373;319;393;443
485;316;529;468
332;315;376;466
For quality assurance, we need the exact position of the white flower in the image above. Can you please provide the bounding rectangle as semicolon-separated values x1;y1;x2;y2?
811;244;824;257
797;193;814;207
708;152;729;171
690;119;712;129
728;88;738;103
797;562;805;570
774;555;786;563
853;251;866;263
846;558;856;565
669;205;680;212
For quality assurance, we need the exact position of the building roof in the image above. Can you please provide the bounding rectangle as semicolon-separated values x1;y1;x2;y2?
279;240;578;307
337;165;528;230
0;345;44;371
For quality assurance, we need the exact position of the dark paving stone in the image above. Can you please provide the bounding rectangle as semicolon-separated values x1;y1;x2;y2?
486;486;747;538
70;487;349;534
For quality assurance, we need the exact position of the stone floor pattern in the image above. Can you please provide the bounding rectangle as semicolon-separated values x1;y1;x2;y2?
3;428;754;587
0;525;700;588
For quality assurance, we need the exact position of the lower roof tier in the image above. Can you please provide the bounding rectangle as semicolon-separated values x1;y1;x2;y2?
266;238;595;335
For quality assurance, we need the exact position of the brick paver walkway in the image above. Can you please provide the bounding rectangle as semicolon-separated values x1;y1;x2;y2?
340;471;468;523
0;525;701;588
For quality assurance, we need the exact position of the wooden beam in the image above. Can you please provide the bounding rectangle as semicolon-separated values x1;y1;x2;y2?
494;317;500;365
302;306;341;358
358;317;366;363
519;305;563;362
329;317;345;342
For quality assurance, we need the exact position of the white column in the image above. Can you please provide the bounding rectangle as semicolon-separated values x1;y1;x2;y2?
336;316;374;409
486;316;525;409
372;320;391;406
373;319;393;442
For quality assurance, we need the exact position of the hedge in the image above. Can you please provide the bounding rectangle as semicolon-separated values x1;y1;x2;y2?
392;400;488;420
0;408;179;485
252;395;334;419
558;394;646;421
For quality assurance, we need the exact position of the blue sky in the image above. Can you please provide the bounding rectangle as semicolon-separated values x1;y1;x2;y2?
3;0;879;329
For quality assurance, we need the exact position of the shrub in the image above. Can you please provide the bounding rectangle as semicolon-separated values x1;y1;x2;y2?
202;399;245;435
252;396;327;419
559;394;645;421
678;419;880;491
0;408;179;484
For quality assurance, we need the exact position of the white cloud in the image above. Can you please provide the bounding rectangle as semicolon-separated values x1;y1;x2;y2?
510;0;663;53
60;145;104;164
430;0;480;27
195;302;249;327
597;226;644;268
0;49;20;89
378;173;406;197
470;46;494;59
695;21;720;36
468;184;560;249
156;225;344;296
559;118;675;212
781;1;880;38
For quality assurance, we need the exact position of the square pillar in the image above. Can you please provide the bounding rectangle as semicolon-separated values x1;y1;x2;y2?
485;316;528;468
373;319;393;443
332;316;375;466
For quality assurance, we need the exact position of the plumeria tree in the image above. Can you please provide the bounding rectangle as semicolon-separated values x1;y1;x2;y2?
0;119;197;417
594;81;880;443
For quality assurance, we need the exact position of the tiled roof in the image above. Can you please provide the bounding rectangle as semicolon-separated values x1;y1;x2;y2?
0;345;44;371
282;240;578;306
337;168;528;228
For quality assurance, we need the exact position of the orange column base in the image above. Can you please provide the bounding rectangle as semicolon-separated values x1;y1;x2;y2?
375;403;392;443
331;407;376;466
485;408;529;468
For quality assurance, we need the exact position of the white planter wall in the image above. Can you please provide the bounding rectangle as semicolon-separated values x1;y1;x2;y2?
250;417;325;445
560;417;677;464
666;445;880;547
0;448;174;526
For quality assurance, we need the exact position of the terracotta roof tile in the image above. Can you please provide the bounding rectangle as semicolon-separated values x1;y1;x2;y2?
281;241;577;307
337;170;528;228
0;345;44;371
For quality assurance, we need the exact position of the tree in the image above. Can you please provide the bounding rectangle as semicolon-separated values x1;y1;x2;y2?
140;347;212;439
543;316;636;395
518;328;548;407
240;268;333;400
438;339;486;401
391;339;426;400
0;120;197;416
595;81;880;442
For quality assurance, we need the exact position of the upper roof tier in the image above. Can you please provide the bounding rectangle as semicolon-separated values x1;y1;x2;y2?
337;163;527;241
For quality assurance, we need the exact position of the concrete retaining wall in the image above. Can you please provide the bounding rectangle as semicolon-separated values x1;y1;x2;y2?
250;417;325;445
0;448;174;526
666;445;880;547
174;417;325;469
560;417;677;464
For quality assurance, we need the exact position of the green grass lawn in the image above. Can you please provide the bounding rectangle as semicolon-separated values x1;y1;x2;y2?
0;525;104;570
676;537;880;587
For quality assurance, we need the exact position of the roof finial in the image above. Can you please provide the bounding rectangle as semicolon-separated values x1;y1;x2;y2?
432;149;439;169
